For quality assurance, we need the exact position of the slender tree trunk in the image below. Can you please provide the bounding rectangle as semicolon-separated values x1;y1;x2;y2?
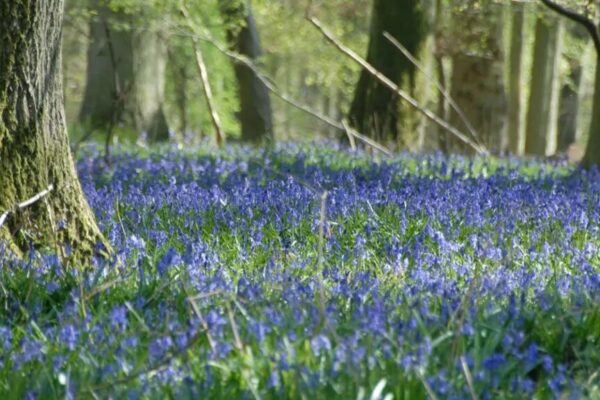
79;2;169;142
582;58;600;167
220;2;274;143
0;0;109;261
348;0;426;144
525;16;562;156
508;3;525;155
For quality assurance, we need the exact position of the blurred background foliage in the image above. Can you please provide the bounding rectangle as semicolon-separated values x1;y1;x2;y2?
61;0;598;154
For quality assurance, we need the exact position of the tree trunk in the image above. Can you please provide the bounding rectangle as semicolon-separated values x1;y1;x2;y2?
507;3;525;155
557;62;582;152
582;57;600;168
348;0;426;144
434;0;449;153
525;16;562;156
220;2;274;143
448;4;507;153
79;3;169;142
0;0;109;261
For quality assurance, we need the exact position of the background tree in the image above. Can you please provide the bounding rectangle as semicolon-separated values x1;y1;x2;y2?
538;0;599;165
507;1;526;155
0;0;108;260
219;0;274;143
348;0;427;144
525;11;563;156
79;0;170;142
446;1;507;152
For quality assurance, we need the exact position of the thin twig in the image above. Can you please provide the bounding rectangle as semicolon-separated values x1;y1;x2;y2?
383;32;483;147
186;295;216;351
460;356;479;400
419;372;440;400
180;4;225;147
0;184;55;229
305;13;488;155
226;301;244;350
83;276;124;301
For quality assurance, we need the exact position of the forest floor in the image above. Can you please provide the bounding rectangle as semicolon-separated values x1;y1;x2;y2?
1;143;600;399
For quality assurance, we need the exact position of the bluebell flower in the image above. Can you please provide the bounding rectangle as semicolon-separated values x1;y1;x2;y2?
60;324;79;351
310;335;331;357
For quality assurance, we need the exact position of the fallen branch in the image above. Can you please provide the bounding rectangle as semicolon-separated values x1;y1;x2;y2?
383;32;483;148
180;4;225;147
0;184;55;229
306;13;488;155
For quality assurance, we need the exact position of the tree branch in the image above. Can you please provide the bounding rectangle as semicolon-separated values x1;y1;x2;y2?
0;184;54;229
540;0;600;54
383;32;484;148
305;13;488;155
167;26;392;155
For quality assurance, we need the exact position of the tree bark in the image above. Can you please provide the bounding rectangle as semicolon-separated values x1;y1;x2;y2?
0;0;109;261
508;3;525;155
79;2;169;142
348;0;426;144
582;57;600;167
525;16;562;156
220;1;274;143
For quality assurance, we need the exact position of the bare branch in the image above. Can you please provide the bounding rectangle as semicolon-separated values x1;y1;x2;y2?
305;13;488;155
540;0;600;54
168;26;392;155
383;32;483;148
0;184;55;229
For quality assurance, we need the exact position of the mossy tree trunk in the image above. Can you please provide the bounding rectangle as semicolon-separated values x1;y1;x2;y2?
220;1;274;143
0;0;109;262
348;0;426;144
79;2;169;142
